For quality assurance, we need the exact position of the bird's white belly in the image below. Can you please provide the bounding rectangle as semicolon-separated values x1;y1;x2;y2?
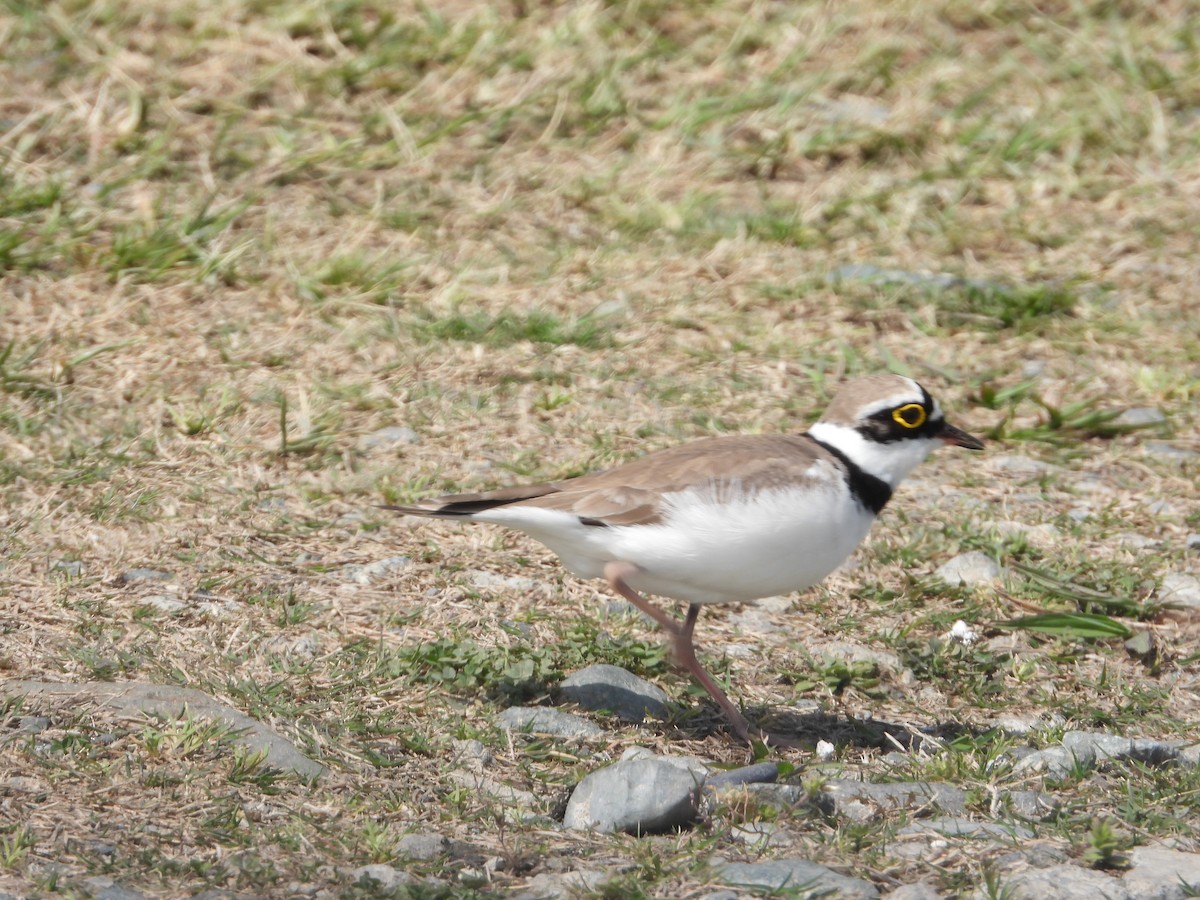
618;485;873;603
499;482;876;606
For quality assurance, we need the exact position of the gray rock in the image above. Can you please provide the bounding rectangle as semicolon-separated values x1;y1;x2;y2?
935;551;1002;586
716;857;879;898
1158;573;1200;609
7;681;325;778
1187;533;1200;550
498;707;603;738
706;762;780;789
1143;441;1199;461
560;664;671;723
395;832;448;861
16;716;51;734
358;426;420;449
990;864;1131;900
50;559;84;577
1115;407;1167;428
338;556;411;584
994;711;1065;735
823;780;966;821
1122;845;1200;899
142;594;187;614
349;864;414;890
1002;789;1060;821
1124;630;1156;662
1061;730;1180;766
563;757;705;833
120;568;173;583
884;883;942;900
510;870;609;899
79;877;146;900
1012;747;1077;779
1180;744;1200;768
898;817;1034;840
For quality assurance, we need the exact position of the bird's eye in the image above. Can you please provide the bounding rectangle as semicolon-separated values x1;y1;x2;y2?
892;403;927;429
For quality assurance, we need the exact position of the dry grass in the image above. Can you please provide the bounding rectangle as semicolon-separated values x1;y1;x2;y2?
2;0;1199;896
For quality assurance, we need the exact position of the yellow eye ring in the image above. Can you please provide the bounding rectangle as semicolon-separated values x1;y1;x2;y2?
892;403;927;429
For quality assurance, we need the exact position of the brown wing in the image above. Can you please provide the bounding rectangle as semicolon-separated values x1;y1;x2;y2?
386;434;834;528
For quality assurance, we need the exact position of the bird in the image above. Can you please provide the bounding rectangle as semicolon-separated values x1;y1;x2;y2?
385;374;983;745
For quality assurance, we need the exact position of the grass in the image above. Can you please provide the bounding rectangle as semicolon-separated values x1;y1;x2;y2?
1;0;1199;895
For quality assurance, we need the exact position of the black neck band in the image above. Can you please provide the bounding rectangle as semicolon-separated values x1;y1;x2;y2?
807;435;892;515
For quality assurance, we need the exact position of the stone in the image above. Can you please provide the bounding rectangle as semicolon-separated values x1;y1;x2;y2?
1187;534;1200;550
1158;573;1200;610
1002;789;1059;821
1012;747;1076;779
349;864;414;890
706;762;780;789
716;858;878;898
1122;845;1200;899
1124;630;1157;665
395;833;448;861
884;883;942;900
338;556;411;584
935;552;1002;586
1061;730;1180;767
498;707;603;739
560;664;671;723
6;681;325;778
1114;407;1167;428
138;594;183;614
50;559;84;577
822;780;967;821
120;568;174;583
563;757;705;833
357;426;419;449
990;864;1131;900
1142;441;1199;461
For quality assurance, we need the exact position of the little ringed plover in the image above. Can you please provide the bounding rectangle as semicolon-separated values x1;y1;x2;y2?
386;373;983;745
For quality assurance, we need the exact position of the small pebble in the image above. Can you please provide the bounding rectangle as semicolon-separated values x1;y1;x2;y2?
1158;572;1200;609
120;568;174;583
50;559;84;577
1115;407;1166;428
498;707;603;739
935;552;1002;586
1142;441;1199;460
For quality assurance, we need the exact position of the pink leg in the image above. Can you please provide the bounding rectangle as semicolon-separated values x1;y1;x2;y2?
604;562;799;748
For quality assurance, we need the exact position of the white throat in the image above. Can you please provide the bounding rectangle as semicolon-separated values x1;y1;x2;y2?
808;421;938;488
